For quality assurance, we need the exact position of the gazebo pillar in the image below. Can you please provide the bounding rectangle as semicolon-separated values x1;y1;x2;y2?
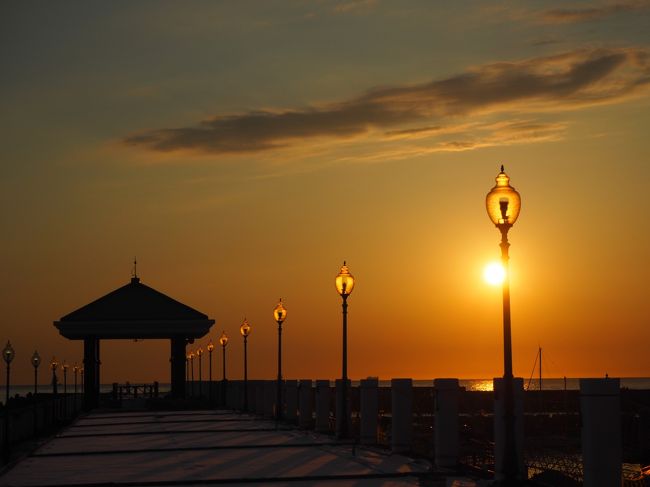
170;337;186;398
83;337;99;410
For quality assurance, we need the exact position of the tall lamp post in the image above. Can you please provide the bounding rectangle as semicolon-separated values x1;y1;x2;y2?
31;350;41;436
50;357;58;395
207;340;214;404
197;348;203;397
335;261;355;439
3;341;15;463
62;361;69;419
273;301;287;421
73;363;79;395
219;332;228;406
31;351;41;396
188;352;195;397
486;165;521;486
240;319;251;411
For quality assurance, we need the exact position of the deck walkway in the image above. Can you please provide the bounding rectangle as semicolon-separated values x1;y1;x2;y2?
0;409;437;487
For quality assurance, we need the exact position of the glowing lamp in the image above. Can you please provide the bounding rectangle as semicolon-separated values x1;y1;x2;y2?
31;351;41;369
219;331;229;347
486;166;521;226
240;319;251;336
50;357;58;371
3;341;15;365
335;261;355;296
62;361;69;371
207;340;214;352
273;299;287;323
73;363;79;373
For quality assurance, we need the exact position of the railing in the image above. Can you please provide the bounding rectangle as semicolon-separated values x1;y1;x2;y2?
184;379;650;485
1;393;83;463
112;382;159;400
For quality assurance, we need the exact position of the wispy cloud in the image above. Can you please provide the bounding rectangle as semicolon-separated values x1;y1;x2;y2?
537;1;650;23
332;0;378;14
124;47;650;156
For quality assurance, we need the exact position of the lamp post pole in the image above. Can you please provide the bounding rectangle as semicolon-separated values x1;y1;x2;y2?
3;341;15;464
273;301;287;421
62;362;69;420
73;364;79;395
219;332;229;407
486;165;522;487
197;348;203;397
50;358;58;395
207;341;214;404
335;262;355;439
240;320;251;411
189;353;195;397
31;351;41;436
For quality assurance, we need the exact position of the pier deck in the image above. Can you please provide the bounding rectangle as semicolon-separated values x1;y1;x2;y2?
0;410;432;486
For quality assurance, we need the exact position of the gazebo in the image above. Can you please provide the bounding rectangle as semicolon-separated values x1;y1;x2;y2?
54;276;215;410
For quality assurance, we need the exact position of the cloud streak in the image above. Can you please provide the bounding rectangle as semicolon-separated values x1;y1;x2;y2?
538;1;650;23
124;48;650;155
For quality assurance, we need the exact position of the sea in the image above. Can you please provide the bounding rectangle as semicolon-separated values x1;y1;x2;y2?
2;378;650;405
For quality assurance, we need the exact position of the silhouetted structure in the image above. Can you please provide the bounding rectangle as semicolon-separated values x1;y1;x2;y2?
54;276;214;410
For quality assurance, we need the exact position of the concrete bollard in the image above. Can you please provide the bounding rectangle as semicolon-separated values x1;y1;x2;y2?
285;380;298;422
391;378;413;453
298;379;314;429
360;377;379;445
315;380;331;432
434;378;460;468
580;378;621;487
264;380;275;418
335;379;351;437
493;377;525;483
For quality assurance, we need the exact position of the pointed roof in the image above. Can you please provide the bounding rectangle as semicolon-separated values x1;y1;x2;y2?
54;277;214;339
60;277;208;322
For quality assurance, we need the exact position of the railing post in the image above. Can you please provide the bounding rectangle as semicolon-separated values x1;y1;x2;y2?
298;379;313;429
494;377;525;483
264;381;275;418
580;378;621;487
391;378;412;453
285;380;298;423
315;380;331;432
360;377;378;445
434;378;460;469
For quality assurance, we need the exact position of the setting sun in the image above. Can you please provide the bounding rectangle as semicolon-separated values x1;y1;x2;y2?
483;262;506;286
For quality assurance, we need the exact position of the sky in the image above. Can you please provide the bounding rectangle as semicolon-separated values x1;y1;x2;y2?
1;0;649;385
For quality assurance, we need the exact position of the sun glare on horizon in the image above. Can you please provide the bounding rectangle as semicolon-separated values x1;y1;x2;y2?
483;262;506;285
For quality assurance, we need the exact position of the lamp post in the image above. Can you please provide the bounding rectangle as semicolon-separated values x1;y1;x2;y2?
73;363;79;395
3;341;15;463
240;319;251;411
219;332;228;407
80;367;84;394
197;348;203;397
335;261;355;438
486;165;521;486
207;340;214;404
31;350;41;436
31;351;41;396
62;361;69;419
273;301;287;420
189;352;195;397
50;357;58;395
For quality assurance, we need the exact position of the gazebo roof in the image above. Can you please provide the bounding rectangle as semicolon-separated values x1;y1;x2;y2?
54;277;215;339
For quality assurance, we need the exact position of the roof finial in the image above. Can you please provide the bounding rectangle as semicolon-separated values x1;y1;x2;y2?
131;257;140;283
500;164;505;173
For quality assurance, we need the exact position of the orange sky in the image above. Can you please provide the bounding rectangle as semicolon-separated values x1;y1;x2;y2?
1;2;649;385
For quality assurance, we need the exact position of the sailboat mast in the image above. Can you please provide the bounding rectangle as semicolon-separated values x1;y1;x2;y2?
539;346;542;392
